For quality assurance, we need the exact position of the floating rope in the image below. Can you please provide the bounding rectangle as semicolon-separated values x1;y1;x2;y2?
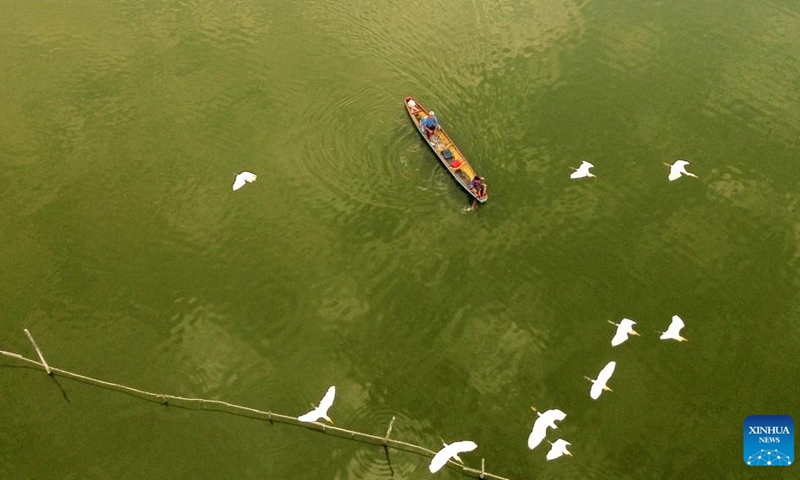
1;330;510;480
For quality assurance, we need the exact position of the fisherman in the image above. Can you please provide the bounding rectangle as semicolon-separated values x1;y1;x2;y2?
420;111;439;138
470;176;487;199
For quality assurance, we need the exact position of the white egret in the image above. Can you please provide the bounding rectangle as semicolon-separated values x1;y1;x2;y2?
232;171;258;191
545;439;572;460
667;159;697;181
585;361;616;400
528;407;567;450
297;386;336;423
660;315;688;342
429;440;478;473
608;318;640;346
570;160;595;179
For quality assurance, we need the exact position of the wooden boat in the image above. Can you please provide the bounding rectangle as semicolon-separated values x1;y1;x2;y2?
404;97;487;203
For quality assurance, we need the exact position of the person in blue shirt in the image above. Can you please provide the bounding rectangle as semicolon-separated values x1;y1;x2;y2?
420;111;439;138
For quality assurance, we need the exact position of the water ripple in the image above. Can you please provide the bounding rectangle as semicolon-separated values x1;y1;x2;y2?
598;22;665;74
159;298;274;397
334;407;429;479
291;85;419;213
437;312;550;397
701;3;800;144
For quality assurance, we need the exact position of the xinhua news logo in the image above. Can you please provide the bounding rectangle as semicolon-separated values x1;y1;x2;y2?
744;415;793;466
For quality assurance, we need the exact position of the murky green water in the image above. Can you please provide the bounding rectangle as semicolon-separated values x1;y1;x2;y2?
2;1;799;478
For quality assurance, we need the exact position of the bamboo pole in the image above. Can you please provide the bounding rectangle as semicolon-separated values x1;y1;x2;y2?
23;329;51;375
384;416;396;445
0;348;511;480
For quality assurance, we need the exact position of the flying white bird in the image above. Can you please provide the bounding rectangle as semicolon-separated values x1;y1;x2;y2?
608;318;640;346
297;386;336;423
429;440;478;473
660;315;688;342
528;407;567;450
545;439;572;460
570;160;595;179
586;361;616;400
232;171;258;191
667;160;697;181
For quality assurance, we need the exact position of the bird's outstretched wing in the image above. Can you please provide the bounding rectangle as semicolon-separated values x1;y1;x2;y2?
611;319;637;346
544;409;567;423
232;171;258;191
668;161;690;181
528;409;566;449
240;171;257;182
297;386;336;422
661;315;686;340
297;408;319;422
597;361;616;383
570;161;594;179
528;424;548;450
429;441;477;473
611;328;628;346
590;381;604;400
590;361;616;399
318;386;336;413
546;439;571;460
